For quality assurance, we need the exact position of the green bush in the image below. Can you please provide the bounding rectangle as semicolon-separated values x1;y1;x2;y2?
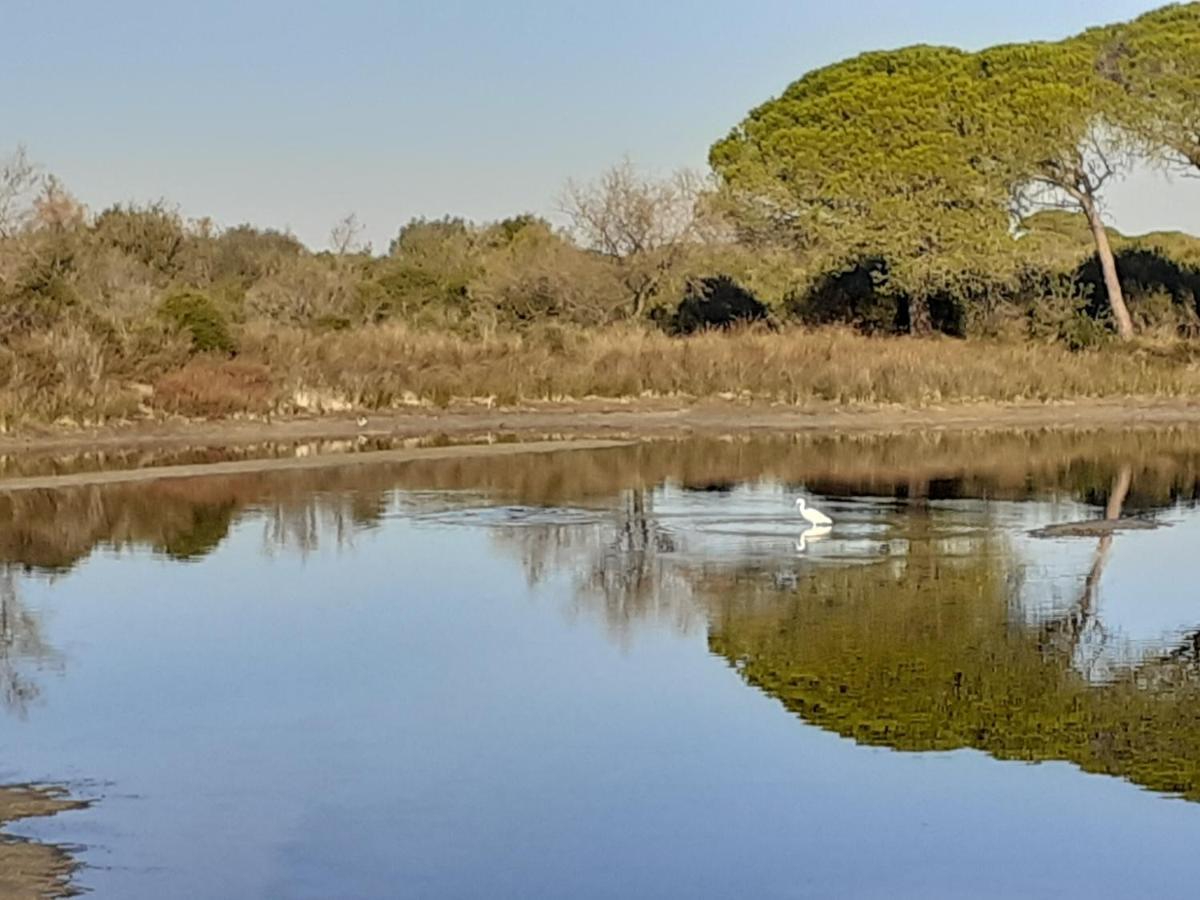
158;290;236;354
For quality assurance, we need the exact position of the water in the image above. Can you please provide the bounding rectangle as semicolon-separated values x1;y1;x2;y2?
5;430;1200;897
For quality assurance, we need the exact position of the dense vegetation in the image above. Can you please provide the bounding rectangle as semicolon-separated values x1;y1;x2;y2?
2;4;1200;425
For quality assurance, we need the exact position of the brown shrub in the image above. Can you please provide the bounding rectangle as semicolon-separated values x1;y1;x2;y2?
153;359;278;417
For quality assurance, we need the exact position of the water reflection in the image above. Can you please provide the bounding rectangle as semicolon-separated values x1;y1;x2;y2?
0;568;58;717
492;488;702;646
1040;464;1132;683
709;534;1200;801
6;428;1199;574
4;428;1200;810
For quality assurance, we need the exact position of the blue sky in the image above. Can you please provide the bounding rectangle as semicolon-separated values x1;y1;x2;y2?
4;0;1195;249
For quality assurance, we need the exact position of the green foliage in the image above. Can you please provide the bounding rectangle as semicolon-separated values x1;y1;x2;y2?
1098;3;1200;171
710;45;1017;331
0;273;78;337
1026;275;1108;349
0;0;1198;423
379;217;480;317
158;289;236;354
472;219;622;325
708;8;1200;338
93;202;186;278
972;37;1122;192
0;229;81;337
204;224;305;287
158;503;237;560
487;213;552;246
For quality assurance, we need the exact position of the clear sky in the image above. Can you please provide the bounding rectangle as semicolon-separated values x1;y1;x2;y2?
4;0;1196;249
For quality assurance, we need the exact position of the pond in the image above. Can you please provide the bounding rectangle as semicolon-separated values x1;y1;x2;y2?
4;429;1200;898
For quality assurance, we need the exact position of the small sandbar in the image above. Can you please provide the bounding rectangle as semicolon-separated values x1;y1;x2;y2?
0;438;635;494
0;784;88;900
1030;518;1164;538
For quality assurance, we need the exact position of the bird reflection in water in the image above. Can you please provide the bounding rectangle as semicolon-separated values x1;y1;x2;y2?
794;524;832;554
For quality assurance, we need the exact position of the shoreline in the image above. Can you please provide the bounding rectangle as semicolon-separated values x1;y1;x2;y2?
4;399;1200;458
0;438;634;493
0;785;87;900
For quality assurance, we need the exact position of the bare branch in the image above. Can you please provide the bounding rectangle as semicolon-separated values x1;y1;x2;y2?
0;145;43;238
329;212;365;256
559;160;708;318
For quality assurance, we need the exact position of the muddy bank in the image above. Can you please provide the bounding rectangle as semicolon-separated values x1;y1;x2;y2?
0;438;634;493
1031;518;1163;538
0;786;87;900
4;398;1200;459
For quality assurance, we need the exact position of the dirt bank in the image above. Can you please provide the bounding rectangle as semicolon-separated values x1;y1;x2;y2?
0;786;87;900
0;438;636;492
4;398;1200;459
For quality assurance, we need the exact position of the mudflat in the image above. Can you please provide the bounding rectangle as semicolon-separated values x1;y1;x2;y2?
0;786;87;900
2;398;1200;460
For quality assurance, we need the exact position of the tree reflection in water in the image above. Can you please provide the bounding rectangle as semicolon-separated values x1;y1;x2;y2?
482;452;1200;802
3;430;1200;799
701;476;1200;802
0;567;60;717
492;488;704;646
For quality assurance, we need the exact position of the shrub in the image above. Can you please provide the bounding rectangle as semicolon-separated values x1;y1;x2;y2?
158;290;236;354
93;203;185;278
153;358;275;416
1027;277;1109;350
666;276;769;335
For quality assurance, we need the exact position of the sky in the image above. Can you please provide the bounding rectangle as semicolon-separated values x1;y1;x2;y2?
4;0;1197;250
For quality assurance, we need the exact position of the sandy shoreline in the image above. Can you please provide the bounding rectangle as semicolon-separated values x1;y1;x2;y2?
3;399;1200;489
0;438;634;493
0;786;87;900
4;399;1200;452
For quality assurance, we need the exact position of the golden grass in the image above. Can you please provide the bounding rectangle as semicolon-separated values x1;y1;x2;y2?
228;323;1200;410
5;322;1200;425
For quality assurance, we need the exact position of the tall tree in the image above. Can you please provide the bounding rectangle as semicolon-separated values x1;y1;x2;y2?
560;160;707;321
974;39;1136;339
710;46;1014;335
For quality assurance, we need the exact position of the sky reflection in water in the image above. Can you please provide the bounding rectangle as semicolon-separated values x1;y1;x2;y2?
3;430;1200;898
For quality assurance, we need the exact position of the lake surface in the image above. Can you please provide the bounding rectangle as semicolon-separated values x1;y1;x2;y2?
5;429;1200;898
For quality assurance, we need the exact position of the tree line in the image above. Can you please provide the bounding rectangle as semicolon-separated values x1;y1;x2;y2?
712;2;1200;340
1;3;1199;370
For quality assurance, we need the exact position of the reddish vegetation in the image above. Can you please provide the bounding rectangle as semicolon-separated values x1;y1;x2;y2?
153;359;275;418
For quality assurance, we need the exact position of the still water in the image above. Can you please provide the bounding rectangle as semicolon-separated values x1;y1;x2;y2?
4;430;1200;898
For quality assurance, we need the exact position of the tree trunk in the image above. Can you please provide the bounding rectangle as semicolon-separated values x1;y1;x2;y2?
1082;197;1134;341
908;294;933;336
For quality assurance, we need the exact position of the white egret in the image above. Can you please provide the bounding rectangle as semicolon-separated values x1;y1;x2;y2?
795;497;833;527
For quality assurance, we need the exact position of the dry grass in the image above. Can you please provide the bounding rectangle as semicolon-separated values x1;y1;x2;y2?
5;322;1200;426
243;323;1200;411
153;359;275;418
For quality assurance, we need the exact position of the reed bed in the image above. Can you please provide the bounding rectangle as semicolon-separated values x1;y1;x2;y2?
5;323;1200;426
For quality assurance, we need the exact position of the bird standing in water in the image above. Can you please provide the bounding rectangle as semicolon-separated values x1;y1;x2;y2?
795;497;833;527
